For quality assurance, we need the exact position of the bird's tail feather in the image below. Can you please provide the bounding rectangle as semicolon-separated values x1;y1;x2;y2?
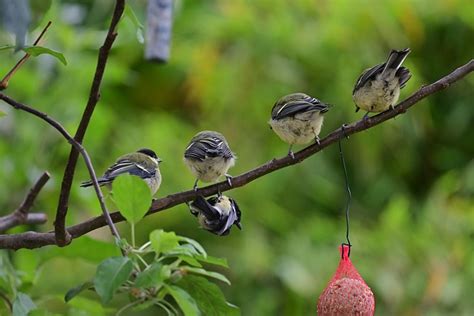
397;66;412;89
382;48;410;75
80;178;110;188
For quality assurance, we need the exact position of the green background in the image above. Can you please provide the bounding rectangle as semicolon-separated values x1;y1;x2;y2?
1;0;473;315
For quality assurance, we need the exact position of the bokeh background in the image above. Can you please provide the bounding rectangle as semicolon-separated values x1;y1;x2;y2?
1;0;473;315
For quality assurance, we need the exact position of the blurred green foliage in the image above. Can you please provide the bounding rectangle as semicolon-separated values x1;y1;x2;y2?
0;0;473;315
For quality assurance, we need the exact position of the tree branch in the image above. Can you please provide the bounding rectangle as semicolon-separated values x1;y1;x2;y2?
0;59;472;250
54;0;125;245
0;21;52;90
0;93;121;242
0;172;50;232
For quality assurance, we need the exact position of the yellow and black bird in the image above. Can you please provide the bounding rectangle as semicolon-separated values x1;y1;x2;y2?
269;93;330;158
353;48;412;116
184;131;236;190
80;148;162;195
189;195;242;236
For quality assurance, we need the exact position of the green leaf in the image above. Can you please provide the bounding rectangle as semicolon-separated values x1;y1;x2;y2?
150;230;180;256
178;237;207;257
178;276;240;316
182;267;230;285
124;3;145;44
12;292;36;316
178;255;202;267
195;255;228;268
165;285;200;316
66;296;110;316
0;110;6;118
0;251;19;295
39;236;120;264
22;46;67;65
0;45;15;52
14;250;39;285
64;281;93;302
113;174;152;225
165;244;199;257
94;257;133;304
134;262;163;288
29;309;62;316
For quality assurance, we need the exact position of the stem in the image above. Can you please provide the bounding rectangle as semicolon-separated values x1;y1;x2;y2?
131;223;136;248
136;253;150;269
0;21;52;90
116;299;142;316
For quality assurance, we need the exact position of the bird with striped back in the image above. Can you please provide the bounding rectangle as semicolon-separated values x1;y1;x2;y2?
184;131;236;191
269;92;331;158
352;48;412;118
80;148;162;195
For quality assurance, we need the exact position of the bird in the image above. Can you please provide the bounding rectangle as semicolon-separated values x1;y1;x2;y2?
80;148;162;195
184;131;236;190
352;48;412;117
269;92;330;158
189;195;242;236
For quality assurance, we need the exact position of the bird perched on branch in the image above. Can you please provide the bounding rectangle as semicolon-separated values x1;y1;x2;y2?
269;92;330;158
189;195;242;236
352;48;412;117
80;148;162;195
184;131;236;190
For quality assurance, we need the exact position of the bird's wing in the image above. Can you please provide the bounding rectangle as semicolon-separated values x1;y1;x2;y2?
396;66;412;89
217;209;238;236
352;63;385;94
272;100;329;120
185;137;233;161
217;198;242;235
104;159;155;180
190;196;221;220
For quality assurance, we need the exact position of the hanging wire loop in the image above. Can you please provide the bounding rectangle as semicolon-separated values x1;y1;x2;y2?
338;127;352;257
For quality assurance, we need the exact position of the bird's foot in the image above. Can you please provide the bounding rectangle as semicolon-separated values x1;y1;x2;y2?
340;124;349;139
225;174;233;187
193;179;199;192
362;112;370;120
315;136;321;145
288;145;295;159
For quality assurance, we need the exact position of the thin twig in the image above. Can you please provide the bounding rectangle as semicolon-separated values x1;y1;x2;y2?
17;172;51;215
0;93;121;242
0;21;52;90
0;213;47;234
54;0;125;246
0;59;472;250
0;172;50;233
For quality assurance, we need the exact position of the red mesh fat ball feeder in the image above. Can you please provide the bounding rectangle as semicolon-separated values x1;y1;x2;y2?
317;245;375;316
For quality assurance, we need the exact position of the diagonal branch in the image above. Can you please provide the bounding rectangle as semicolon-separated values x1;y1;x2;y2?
16;172;50;216
0;92;121;241
0;59;472;250
0;172;50;233
54;0;125;246
0;21;52;90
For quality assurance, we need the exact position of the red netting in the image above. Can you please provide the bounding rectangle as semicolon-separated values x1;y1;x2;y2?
331;244;365;284
317;245;375;316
